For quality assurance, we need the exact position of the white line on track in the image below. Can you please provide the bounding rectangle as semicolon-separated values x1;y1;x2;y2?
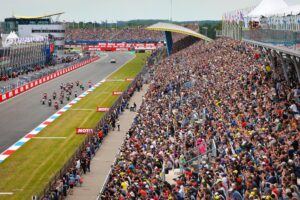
70;109;95;111
104;79;126;82
0;192;14;195
32;137;66;139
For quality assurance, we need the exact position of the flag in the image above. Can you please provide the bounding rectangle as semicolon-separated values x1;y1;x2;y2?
240;11;244;21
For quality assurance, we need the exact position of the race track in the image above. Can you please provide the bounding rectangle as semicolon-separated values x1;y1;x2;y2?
0;52;134;153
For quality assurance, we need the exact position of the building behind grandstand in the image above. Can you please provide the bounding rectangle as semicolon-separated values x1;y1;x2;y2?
1;12;65;54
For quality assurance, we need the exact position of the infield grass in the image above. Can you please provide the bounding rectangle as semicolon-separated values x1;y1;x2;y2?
0;52;149;200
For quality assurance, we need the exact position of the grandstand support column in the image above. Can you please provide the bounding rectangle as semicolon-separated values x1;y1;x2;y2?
267;49;277;80
276;52;289;83
164;31;173;56
289;56;300;83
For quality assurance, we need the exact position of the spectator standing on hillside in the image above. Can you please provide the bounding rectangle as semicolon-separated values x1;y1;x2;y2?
117;120;120;131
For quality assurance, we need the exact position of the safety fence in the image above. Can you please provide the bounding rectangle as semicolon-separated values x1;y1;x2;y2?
0;56;99;103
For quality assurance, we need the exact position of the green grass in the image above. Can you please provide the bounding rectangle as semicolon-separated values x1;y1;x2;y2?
0;52;150;200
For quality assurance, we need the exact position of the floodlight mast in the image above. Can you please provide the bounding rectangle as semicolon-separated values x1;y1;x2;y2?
170;0;173;22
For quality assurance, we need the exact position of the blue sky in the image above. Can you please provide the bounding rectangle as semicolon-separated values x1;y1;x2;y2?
0;0;299;22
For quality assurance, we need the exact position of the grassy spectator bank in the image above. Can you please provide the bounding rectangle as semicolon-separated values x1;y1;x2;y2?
0;52;149;200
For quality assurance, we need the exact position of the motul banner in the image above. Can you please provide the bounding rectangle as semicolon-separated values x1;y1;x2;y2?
76;128;94;134
125;78;134;81
112;91;123;96
96;107;110;112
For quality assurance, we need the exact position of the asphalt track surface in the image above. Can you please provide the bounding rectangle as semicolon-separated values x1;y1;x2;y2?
0;52;134;153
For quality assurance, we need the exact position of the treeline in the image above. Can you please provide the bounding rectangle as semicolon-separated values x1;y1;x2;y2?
199;21;222;39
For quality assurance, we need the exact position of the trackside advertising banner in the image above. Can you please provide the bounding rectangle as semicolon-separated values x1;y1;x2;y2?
96;107;110;112
112;91;123;96
125;78;134;81
76;128;94;134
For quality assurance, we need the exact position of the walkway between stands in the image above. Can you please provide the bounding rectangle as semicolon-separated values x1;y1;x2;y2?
67;84;148;200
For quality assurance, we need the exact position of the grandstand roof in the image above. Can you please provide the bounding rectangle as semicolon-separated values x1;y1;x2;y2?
14;12;64;19
145;22;213;42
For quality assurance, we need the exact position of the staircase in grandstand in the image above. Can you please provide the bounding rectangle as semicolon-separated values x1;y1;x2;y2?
163;139;217;185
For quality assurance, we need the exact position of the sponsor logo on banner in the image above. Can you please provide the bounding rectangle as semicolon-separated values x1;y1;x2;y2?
96;107;110;112
125;78;134;81
76;128;94;134
112;91;123;96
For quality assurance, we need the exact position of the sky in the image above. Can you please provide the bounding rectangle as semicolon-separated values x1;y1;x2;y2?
0;0;299;22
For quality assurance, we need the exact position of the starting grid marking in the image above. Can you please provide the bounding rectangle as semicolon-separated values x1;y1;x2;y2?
0;192;14;195
0;82;103;164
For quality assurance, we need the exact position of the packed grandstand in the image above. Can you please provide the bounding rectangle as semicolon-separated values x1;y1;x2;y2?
98;38;300;200
0;1;300;200
65;28;164;41
64;24;199;41
38;35;300;200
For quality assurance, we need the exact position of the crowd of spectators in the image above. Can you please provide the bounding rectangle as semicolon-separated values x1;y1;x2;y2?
101;38;300;200
65;25;199;42
65;28;164;41
44;136;97;199
171;24;199;43
110;28;164;41
65;28;116;41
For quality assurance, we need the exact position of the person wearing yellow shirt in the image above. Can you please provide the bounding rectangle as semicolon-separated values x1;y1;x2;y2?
265;65;271;72
121;181;128;191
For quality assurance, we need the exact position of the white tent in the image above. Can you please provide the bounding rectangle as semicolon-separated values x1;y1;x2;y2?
247;0;288;17
273;4;300;16
2;31;19;47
